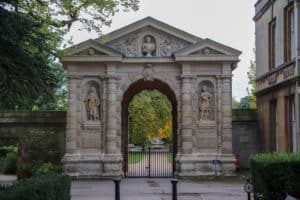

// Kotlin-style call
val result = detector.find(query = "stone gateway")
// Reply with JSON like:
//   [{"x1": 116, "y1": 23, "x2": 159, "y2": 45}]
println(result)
[{"x1": 61, "y1": 17, "x2": 241, "y2": 178}]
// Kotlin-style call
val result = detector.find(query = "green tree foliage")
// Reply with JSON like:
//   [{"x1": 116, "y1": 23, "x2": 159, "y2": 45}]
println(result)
[
  {"x1": 0, "y1": 3, "x2": 57, "y2": 110},
  {"x1": 247, "y1": 59, "x2": 256, "y2": 97},
  {"x1": 246, "y1": 51, "x2": 257, "y2": 108},
  {"x1": 232, "y1": 98, "x2": 240, "y2": 109},
  {"x1": 129, "y1": 90, "x2": 172, "y2": 146},
  {"x1": 0, "y1": 0, "x2": 139, "y2": 110}
]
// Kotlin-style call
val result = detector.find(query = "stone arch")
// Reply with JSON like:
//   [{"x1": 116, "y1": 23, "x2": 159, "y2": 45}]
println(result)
[{"x1": 121, "y1": 78, "x2": 178, "y2": 175}]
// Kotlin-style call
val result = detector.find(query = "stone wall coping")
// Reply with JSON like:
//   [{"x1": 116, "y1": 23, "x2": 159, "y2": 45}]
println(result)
[
  {"x1": 232, "y1": 109, "x2": 257, "y2": 122},
  {"x1": 0, "y1": 111, "x2": 66, "y2": 124}
]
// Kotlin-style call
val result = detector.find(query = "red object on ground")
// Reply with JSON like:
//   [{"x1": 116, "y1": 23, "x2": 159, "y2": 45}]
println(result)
[{"x1": 234, "y1": 153, "x2": 240, "y2": 172}]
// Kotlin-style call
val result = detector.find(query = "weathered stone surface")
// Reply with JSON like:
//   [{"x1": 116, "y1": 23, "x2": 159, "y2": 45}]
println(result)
[{"x1": 60, "y1": 17, "x2": 241, "y2": 178}]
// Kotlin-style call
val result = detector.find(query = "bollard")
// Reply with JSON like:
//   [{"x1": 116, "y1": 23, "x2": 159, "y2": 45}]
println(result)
[
  {"x1": 171, "y1": 178, "x2": 178, "y2": 200},
  {"x1": 243, "y1": 177, "x2": 253, "y2": 200},
  {"x1": 114, "y1": 177, "x2": 121, "y2": 200}
]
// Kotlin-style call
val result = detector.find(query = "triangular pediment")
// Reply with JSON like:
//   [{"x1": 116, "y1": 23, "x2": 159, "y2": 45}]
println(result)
[
  {"x1": 100, "y1": 17, "x2": 202, "y2": 44},
  {"x1": 98, "y1": 17, "x2": 202, "y2": 57},
  {"x1": 64, "y1": 39, "x2": 123, "y2": 57},
  {"x1": 174, "y1": 39, "x2": 241, "y2": 56}
]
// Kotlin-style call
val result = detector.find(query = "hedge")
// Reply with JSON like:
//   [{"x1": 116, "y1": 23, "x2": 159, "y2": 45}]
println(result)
[
  {"x1": 250, "y1": 153, "x2": 300, "y2": 200},
  {"x1": 0, "y1": 174, "x2": 71, "y2": 200}
]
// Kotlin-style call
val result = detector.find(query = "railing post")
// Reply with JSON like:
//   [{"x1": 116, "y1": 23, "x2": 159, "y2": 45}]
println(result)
[
  {"x1": 148, "y1": 147, "x2": 151, "y2": 177},
  {"x1": 114, "y1": 177, "x2": 121, "y2": 200},
  {"x1": 171, "y1": 178, "x2": 178, "y2": 200}
]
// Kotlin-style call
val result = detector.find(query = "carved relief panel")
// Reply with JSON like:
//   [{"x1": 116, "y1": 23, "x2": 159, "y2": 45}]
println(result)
[{"x1": 107, "y1": 27, "x2": 191, "y2": 57}]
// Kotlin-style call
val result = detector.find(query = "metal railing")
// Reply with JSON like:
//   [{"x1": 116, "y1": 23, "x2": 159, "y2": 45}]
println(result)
[{"x1": 126, "y1": 148, "x2": 173, "y2": 178}]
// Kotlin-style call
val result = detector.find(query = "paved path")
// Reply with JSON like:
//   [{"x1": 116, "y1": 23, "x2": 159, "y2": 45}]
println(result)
[
  {"x1": 72, "y1": 178, "x2": 245, "y2": 200},
  {"x1": 127, "y1": 153, "x2": 172, "y2": 177},
  {"x1": 0, "y1": 174, "x2": 17, "y2": 186}
]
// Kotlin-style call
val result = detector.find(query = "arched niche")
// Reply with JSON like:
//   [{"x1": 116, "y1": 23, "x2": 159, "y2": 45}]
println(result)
[
  {"x1": 198, "y1": 80, "x2": 215, "y2": 121},
  {"x1": 141, "y1": 34, "x2": 157, "y2": 57},
  {"x1": 81, "y1": 80, "x2": 102, "y2": 129}
]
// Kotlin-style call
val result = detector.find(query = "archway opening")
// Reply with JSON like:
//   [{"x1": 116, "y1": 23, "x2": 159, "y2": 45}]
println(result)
[{"x1": 121, "y1": 79, "x2": 177, "y2": 177}]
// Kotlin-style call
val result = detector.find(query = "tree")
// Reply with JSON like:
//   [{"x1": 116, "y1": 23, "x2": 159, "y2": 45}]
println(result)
[
  {"x1": 128, "y1": 90, "x2": 172, "y2": 146},
  {"x1": 9, "y1": 0, "x2": 139, "y2": 35},
  {"x1": 247, "y1": 51, "x2": 257, "y2": 109},
  {"x1": 232, "y1": 98, "x2": 240, "y2": 109},
  {"x1": 0, "y1": 0, "x2": 139, "y2": 110},
  {"x1": 0, "y1": 3, "x2": 57, "y2": 110}
]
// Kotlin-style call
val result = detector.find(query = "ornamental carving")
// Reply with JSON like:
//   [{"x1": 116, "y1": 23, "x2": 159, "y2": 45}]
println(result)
[
  {"x1": 199, "y1": 82, "x2": 215, "y2": 121},
  {"x1": 158, "y1": 35, "x2": 189, "y2": 56},
  {"x1": 108, "y1": 27, "x2": 191, "y2": 57},
  {"x1": 142, "y1": 64, "x2": 155, "y2": 81},
  {"x1": 84, "y1": 87, "x2": 100, "y2": 121},
  {"x1": 191, "y1": 47, "x2": 223, "y2": 55},
  {"x1": 112, "y1": 36, "x2": 139, "y2": 57}
]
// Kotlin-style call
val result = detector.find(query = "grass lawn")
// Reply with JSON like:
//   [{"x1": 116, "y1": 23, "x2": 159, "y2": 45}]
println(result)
[
  {"x1": 167, "y1": 152, "x2": 173, "y2": 163},
  {"x1": 128, "y1": 153, "x2": 145, "y2": 164}
]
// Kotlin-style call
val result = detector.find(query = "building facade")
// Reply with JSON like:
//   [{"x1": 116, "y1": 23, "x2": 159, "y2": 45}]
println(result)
[
  {"x1": 254, "y1": 0, "x2": 300, "y2": 152},
  {"x1": 61, "y1": 17, "x2": 241, "y2": 178}
]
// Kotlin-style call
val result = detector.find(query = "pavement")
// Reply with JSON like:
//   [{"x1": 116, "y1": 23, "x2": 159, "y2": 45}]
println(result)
[
  {"x1": 71, "y1": 178, "x2": 246, "y2": 200},
  {"x1": 0, "y1": 174, "x2": 247, "y2": 199},
  {"x1": 0, "y1": 174, "x2": 17, "y2": 186}
]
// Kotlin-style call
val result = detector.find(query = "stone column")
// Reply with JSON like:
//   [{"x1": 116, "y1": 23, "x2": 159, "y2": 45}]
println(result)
[
  {"x1": 105, "y1": 65, "x2": 119, "y2": 155},
  {"x1": 221, "y1": 63, "x2": 233, "y2": 154},
  {"x1": 180, "y1": 64, "x2": 193, "y2": 154},
  {"x1": 216, "y1": 76, "x2": 223, "y2": 151},
  {"x1": 65, "y1": 75, "x2": 80, "y2": 154}
]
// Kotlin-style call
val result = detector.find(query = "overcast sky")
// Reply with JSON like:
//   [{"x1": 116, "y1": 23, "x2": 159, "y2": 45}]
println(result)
[{"x1": 69, "y1": 0, "x2": 256, "y2": 100}]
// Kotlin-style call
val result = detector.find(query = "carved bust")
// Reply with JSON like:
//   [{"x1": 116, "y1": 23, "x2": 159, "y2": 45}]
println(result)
[
  {"x1": 199, "y1": 85, "x2": 213, "y2": 121},
  {"x1": 142, "y1": 36, "x2": 155, "y2": 57},
  {"x1": 84, "y1": 87, "x2": 100, "y2": 121}
]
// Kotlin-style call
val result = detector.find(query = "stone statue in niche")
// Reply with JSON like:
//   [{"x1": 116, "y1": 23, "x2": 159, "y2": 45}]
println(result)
[
  {"x1": 142, "y1": 36, "x2": 155, "y2": 57},
  {"x1": 199, "y1": 85, "x2": 213, "y2": 121},
  {"x1": 84, "y1": 87, "x2": 100, "y2": 121}
]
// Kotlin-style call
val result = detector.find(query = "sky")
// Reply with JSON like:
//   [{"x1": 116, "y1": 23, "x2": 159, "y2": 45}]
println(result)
[{"x1": 69, "y1": 0, "x2": 256, "y2": 100}]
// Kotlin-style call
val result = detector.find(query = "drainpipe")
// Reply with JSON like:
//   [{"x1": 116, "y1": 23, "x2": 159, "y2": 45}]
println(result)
[{"x1": 295, "y1": 0, "x2": 300, "y2": 152}]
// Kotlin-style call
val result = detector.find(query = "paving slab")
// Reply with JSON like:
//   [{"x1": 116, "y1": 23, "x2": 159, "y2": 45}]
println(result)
[{"x1": 71, "y1": 178, "x2": 246, "y2": 200}]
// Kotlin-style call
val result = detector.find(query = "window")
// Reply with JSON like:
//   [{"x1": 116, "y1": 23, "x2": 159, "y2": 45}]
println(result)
[
  {"x1": 270, "y1": 100, "x2": 278, "y2": 152},
  {"x1": 269, "y1": 19, "x2": 276, "y2": 70},
  {"x1": 284, "y1": 3, "x2": 296, "y2": 61}
]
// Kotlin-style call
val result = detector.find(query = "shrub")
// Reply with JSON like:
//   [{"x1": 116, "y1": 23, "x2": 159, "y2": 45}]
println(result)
[
  {"x1": 17, "y1": 162, "x2": 34, "y2": 179},
  {"x1": 250, "y1": 153, "x2": 300, "y2": 200},
  {"x1": 33, "y1": 162, "x2": 63, "y2": 176},
  {"x1": 2, "y1": 152, "x2": 17, "y2": 174},
  {"x1": 0, "y1": 145, "x2": 18, "y2": 158},
  {"x1": 0, "y1": 174, "x2": 71, "y2": 200}
]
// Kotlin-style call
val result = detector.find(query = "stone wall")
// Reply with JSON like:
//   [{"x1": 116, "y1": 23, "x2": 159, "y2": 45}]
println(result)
[
  {"x1": 0, "y1": 110, "x2": 258, "y2": 169},
  {"x1": 0, "y1": 112, "x2": 66, "y2": 165},
  {"x1": 232, "y1": 109, "x2": 259, "y2": 168}
]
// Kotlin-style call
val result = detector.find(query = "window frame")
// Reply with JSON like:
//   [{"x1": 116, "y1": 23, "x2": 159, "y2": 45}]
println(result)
[
  {"x1": 284, "y1": 3, "x2": 295, "y2": 62},
  {"x1": 268, "y1": 18, "x2": 276, "y2": 71}
]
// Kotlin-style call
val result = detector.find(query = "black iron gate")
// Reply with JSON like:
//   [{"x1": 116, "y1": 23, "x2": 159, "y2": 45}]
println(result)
[{"x1": 126, "y1": 148, "x2": 173, "y2": 178}]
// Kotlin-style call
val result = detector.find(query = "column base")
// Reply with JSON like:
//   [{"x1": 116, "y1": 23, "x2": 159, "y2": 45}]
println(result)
[
  {"x1": 62, "y1": 153, "x2": 123, "y2": 179},
  {"x1": 175, "y1": 153, "x2": 236, "y2": 177}
]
